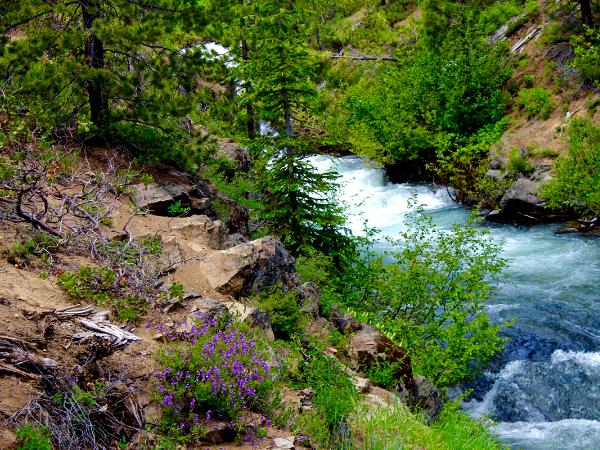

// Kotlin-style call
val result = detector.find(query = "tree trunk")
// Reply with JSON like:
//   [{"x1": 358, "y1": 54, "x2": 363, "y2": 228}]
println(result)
[
  {"x1": 276, "y1": 11, "x2": 293, "y2": 139},
  {"x1": 82, "y1": 1, "x2": 107, "y2": 126},
  {"x1": 240, "y1": 36, "x2": 256, "y2": 138},
  {"x1": 580, "y1": 0, "x2": 593, "y2": 27}
]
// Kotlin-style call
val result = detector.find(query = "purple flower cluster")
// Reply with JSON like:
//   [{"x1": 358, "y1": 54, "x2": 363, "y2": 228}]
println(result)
[{"x1": 153, "y1": 315, "x2": 272, "y2": 439}]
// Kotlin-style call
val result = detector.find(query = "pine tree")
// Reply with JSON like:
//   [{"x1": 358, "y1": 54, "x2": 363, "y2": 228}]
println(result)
[
  {"x1": 1, "y1": 1, "x2": 206, "y2": 133},
  {"x1": 240, "y1": 0, "x2": 350, "y2": 256}
]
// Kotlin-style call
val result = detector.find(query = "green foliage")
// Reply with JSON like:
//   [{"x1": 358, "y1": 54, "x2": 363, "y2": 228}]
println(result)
[
  {"x1": 517, "y1": 87, "x2": 555, "y2": 120},
  {"x1": 431, "y1": 119, "x2": 508, "y2": 203},
  {"x1": 7, "y1": 232, "x2": 60, "y2": 267},
  {"x1": 255, "y1": 285, "x2": 302, "y2": 340},
  {"x1": 541, "y1": 118, "x2": 600, "y2": 216},
  {"x1": 255, "y1": 142, "x2": 353, "y2": 256},
  {"x1": 57, "y1": 266, "x2": 147, "y2": 323},
  {"x1": 335, "y1": 207, "x2": 508, "y2": 388},
  {"x1": 57, "y1": 266, "x2": 116, "y2": 306},
  {"x1": 349, "y1": 401, "x2": 507, "y2": 450},
  {"x1": 507, "y1": 148, "x2": 534, "y2": 176},
  {"x1": 299, "y1": 353, "x2": 358, "y2": 447},
  {"x1": 336, "y1": 3, "x2": 510, "y2": 168},
  {"x1": 167, "y1": 200, "x2": 191, "y2": 217},
  {"x1": 522, "y1": 73, "x2": 535, "y2": 88},
  {"x1": 113, "y1": 295, "x2": 148, "y2": 323},
  {"x1": 1, "y1": 0, "x2": 207, "y2": 135},
  {"x1": 16, "y1": 425, "x2": 52, "y2": 450},
  {"x1": 572, "y1": 27, "x2": 600, "y2": 83}
]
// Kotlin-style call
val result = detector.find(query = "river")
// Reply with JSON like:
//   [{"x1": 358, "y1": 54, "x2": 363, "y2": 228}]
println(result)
[{"x1": 309, "y1": 154, "x2": 600, "y2": 450}]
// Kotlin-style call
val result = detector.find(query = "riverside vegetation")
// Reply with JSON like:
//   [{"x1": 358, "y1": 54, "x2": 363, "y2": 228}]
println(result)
[{"x1": 1, "y1": 0, "x2": 599, "y2": 449}]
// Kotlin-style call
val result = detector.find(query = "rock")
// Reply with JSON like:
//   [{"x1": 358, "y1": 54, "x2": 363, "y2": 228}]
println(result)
[
  {"x1": 202, "y1": 420, "x2": 236, "y2": 444},
  {"x1": 329, "y1": 304, "x2": 355, "y2": 334},
  {"x1": 127, "y1": 183, "x2": 176, "y2": 214},
  {"x1": 487, "y1": 178, "x2": 565, "y2": 225},
  {"x1": 273, "y1": 437, "x2": 295, "y2": 449},
  {"x1": 161, "y1": 183, "x2": 189, "y2": 200},
  {"x1": 224, "y1": 302, "x2": 275, "y2": 340},
  {"x1": 298, "y1": 282, "x2": 320, "y2": 316},
  {"x1": 191, "y1": 297, "x2": 227, "y2": 320},
  {"x1": 305, "y1": 317, "x2": 335, "y2": 338},
  {"x1": 198, "y1": 236, "x2": 296, "y2": 297},
  {"x1": 168, "y1": 215, "x2": 230, "y2": 250},
  {"x1": 217, "y1": 138, "x2": 253, "y2": 172},
  {"x1": 189, "y1": 196, "x2": 215, "y2": 217},
  {"x1": 414, "y1": 375, "x2": 443, "y2": 421},
  {"x1": 347, "y1": 323, "x2": 418, "y2": 403}
]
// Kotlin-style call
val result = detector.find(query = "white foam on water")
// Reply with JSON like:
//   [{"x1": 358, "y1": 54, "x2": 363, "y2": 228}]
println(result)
[
  {"x1": 551, "y1": 350, "x2": 600, "y2": 368},
  {"x1": 462, "y1": 360, "x2": 526, "y2": 419},
  {"x1": 309, "y1": 155, "x2": 452, "y2": 235},
  {"x1": 492, "y1": 419, "x2": 600, "y2": 450}
]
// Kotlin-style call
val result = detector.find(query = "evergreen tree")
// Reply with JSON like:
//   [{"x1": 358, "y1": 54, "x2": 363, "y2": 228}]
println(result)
[
  {"x1": 241, "y1": 0, "x2": 350, "y2": 256},
  {"x1": 1, "y1": 1, "x2": 206, "y2": 134}
]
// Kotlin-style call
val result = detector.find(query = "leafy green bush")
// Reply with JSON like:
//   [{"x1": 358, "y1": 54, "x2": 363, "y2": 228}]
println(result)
[
  {"x1": 58, "y1": 266, "x2": 148, "y2": 323},
  {"x1": 541, "y1": 118, "x2": 600, "y2": 216},
  {"x1": 255, "y1": 285, "x2": 302, "y2": 340},
  {"x1": 340, "y1": 207, "x2": 508, "y2": 388},
  {"x1": 507, "y1": 148, "x2": 534, "y2": 176},
  {"x1": 167, "y1": 200, "x2": 191, "y2": 217},
  {"x1": 517, "y1": 87, "x2": 555, "y2": 120},
  {"x1": 57, "y1": 267, "x2": 117, "y2": 306},
  {"x1": 294, "y1": 353, "x2": 358, "y2": 448},
  {"x1": 349, "y1": 401, "x2": 507, "y2": 450},
  {"x1": 7, "y1": 232, "x2": 60, "y2": 267},
  {"x1": 16, "y1": 425, "x2": 52, "y2": 450},
  {"x1": 572, "y1": 28, "x2": 600, "y2": 83}
]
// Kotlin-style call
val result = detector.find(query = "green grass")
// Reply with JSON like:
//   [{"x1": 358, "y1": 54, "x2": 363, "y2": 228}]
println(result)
[{"x1": 348, "y1": 401, "x2": 506, "y2": 450}]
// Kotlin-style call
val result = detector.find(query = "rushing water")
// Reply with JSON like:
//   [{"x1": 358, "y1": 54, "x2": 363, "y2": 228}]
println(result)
[{"x1": 310, "y1": 154, "x2": 600, "y2": 450}]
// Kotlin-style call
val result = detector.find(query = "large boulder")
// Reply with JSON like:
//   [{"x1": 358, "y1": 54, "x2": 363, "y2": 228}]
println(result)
[
  {"x1": 197, "y1": 236, "x2": 297, "y2": 297},
  {"x1": 127, "y1": 183, "x2": 182, "y2": 215},
  {"x1": 127, "y1": 182, "x2": 215, "y2": 217},
  {"x1": 487, "y1": 177, "x2": 565, "y2": 225},
  {"x1": 346, "y1": 323, "x2": 417, "y2": 401},
  {"x1": 216, "y1": 138, "x2": 253, "y2": 172},
  {"x1": 414, "y1": 375, "x2": 443, "y2": 421}
]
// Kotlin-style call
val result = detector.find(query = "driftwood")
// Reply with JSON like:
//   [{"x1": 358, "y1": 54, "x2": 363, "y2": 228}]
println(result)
[
  {"x1": 72, "y1": 311, "x2": 141, "y2": 348},
  {"x1": 0, "y1": 335, "x2": 58, "y2": 379},
  {"x1": 511, "y1": 25, "x2": 545, "y2": 53},
  {"x1": 331, "y1": 54, "x2": 395, "y2": 61},
  {"x1": 489, "y1": 13, "x2": 527, "y2": 43}
]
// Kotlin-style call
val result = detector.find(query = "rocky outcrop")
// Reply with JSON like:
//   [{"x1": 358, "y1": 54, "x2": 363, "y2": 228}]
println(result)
[
  {"x1": 127, "y1": 183, "x2": 214, "y2": 217},
  {"x1": 216, "y1": 138, "x2": 252, "y2": 172},
  {"x1": 344, "y1": 322, "x2": 443, "y2": 420},
  {"x1": 196, "y1": 236, "x2": 297, "y2": 297},
  {"x1": 486, "y1": 177, "x2": 566, "y2": 225},
  {"x1": 346, "y1": 323, "x2": 415, "y2": 393},
  {"x1": 297, "y1": 282, "x2": 320, "y2": 317}
]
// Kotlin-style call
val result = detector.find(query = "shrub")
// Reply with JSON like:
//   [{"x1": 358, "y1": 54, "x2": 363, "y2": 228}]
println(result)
[
  {"x1": 522, "y1": 73, "x2": 535, "y2": 88},
  {"x1": 16, "y1": 425, "x2": 52, "y2": 450},
  {"x1": 294, "y1": 353, "x2": 358, "y2": 448},
  {"x1": 255, "y1": 286, "x2": 302, "y2": 340},
  {"x1": 154, "y1": 317, "x2": 273, "y2": 442},
  {"x1": 345, "y1": 206, "x2": 508, "y2": 388},
  {"x1": 57, "y1": 267, "x2": 117, "y2": 306},
  {"x1": 58, "y1": 266, "x2": 148, "y2": 323},
  {"x1": 507, "y1": 148, "x2": 534, "y2": 176},
  {"x1": 167, "y1": 200, "x2": 191, "y2": 217},
  {"x1": 517, "y1": 87, "x2": 554, "y2": 120},
  {"x1": 7, "y1": 232, "x2": 60, "y2": 267},
  {"x1": 541, "y1": 118, "x2": 600, "y2": 216},
  {"x1": 572, "y1": 28, "x2": 600, "y2": 83}
]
